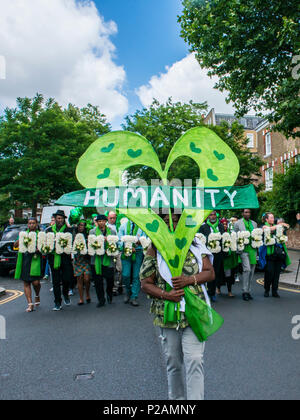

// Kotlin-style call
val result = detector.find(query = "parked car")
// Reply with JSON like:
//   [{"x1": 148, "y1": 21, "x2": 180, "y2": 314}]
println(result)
[{"x1": 0, "y1": 225, "x2": 27, "y2": 276}]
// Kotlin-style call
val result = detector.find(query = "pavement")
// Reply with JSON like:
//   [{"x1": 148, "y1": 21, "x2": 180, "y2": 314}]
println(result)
[
  {"x1": 279, "y1": 249, "x2": 300, "y2": 289},
  {"x1": 0, "y1": 272, "x2": 299, "y2": 400}
]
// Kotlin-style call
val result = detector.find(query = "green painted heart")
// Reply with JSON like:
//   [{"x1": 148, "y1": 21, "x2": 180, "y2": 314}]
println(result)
[
  {"x1": 76, "y1": 127, "x2": 240, "y2": 275},
  {"x1": 101, "y1": 143, "x2": 115, "y2": 153},
  {"x1": 214, "y1": 150, "x2": 225, "y2": 160},
  {"x1": 190, "y1": 142, "x2": 202, "y2": 154},
  {"x1": 128, "y1": 149, "x2": 142, "y2": 158}
]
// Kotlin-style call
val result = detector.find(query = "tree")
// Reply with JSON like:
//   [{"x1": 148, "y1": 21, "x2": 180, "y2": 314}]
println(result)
[
  {"x1": 0, "y1": 94, "x2": 110, "y2": 216},
  {"x1": 122, "y1": 98, "x2": 264, "y2": 186},
  {"x1": 179, "y1": 0, "x2": 300, "y2": 138},
  {"x1": 259, "y1": 163, "x2": 300, "y2": 226}
]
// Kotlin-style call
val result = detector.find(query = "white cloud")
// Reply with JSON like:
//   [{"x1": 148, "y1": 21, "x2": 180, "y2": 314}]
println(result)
[
  {"x1": 136, "y1": 53, "x2": 239, "y2": 114},
  {"x1": 0, "y1": 0, "x2": 128, "y2": 122}
]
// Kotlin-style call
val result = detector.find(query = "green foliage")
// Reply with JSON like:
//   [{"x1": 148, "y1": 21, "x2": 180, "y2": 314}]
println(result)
[
  {"x1": 122, "y1": 99, "x2": 264, "y2": 185},
  {"x1": 179, "y1": 0, "x2": 300, "y2": 138},
  {"x1": 258, "y1": 163, "x2": 300, "y2": 226},
  {"x1": 0, "y1": 94, "x2": 110, "y2": 215}
]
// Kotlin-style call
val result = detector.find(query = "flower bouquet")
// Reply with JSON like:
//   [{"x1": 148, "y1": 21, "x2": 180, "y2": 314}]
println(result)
[
  {"x1": 72, "y1": 234, "x2": 88, "y2": 255},
  {"x1": 37, "y1": 232, "x2": 55, "y2": 255},
  {"x1": 55, "y1": 232, "x2": 73, "y2": 255},
  {"x1": 88, "y1": 235, "x2": 105, "y2": 256},
  {"x1": 207, "y1": 233, "x2": 222, "y2": 254},
  {"x1": 106, "y1": 235, "x2": 120, "y2": 257},
  {"x1": 251, "y1": 228, "x2": 264, "y2": 248}
]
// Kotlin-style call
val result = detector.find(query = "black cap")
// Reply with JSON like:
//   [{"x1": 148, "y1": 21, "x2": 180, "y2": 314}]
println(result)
[{"x1": 96, "y1": 215, "x2": 108, "y2": 222}]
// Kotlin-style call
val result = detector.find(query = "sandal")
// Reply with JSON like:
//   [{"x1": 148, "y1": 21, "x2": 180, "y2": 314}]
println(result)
[
  {"x1": 35, "y1": 296, "x2": 41, "y2": 307},
  {"x1": 26, "y1": 303, "x2": 35, "y2": 313}
]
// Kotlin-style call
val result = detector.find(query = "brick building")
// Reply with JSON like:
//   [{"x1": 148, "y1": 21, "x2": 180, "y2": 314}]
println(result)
[{"x1": 204, "y1": 108, "x2": 300, "y2": 191}]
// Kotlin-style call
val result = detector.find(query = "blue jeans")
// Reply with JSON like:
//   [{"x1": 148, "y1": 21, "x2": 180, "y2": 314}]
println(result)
[{"x1": 121, "y1": 250, "x2": 144, "y2": 299}]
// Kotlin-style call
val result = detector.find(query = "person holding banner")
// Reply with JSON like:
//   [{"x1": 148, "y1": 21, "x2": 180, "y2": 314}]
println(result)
[
  {"x1": 14, "y1": 218, "x2": 42, "y2": 313},
  {"x1": 90, "y1": 215, "x2": 115, "y2": 308},
  {"x1": 118, "y1": 220, "x2": 147, "y2": 307},
  {"x1": 140, "y1": 212, "x2": 215, "y2": 400},
  {"x1": 46, "y1": 210, "x2": 74, "y2": 311},
  {"x1": 199, "y1": 211, "x2": 225, "y2": 302},
  {"x1": 234, "y1": 209, "x2": 258, "y2": 301}
]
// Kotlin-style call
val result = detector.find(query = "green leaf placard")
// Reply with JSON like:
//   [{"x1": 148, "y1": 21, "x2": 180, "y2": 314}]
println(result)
[{"x1": 76, "y1": 127, "x2": 240, "y2": 276}]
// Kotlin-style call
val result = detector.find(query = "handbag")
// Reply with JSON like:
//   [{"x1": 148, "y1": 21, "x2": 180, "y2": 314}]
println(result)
[
  {"x1": 271, "y1": 244, "x2": 286, "y2": 262},
  {"x1": 184, "y1": 287, "x2": 224, "y2": 342}
]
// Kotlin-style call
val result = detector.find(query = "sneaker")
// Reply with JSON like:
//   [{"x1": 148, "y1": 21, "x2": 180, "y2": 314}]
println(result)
[
  {"x1": 124, "y1": 295, "x2": 130, "y2": 304},
  {"x1": 63, "y1": 297, "x2": 71, "y2": 306},
  {"x1": 68, "y1": 289, "x2": 74, "y2": 296},
  {"x1": 49, "y1": 287, "x2": 53, "y2": 292},
  {"x1": 52, "y1": 305, "x2": 62, "y2": 311},
  {"x1": 130, "y1": 299, "x2": 139, "y2": 307},
  {"x1": 264, "y1": 292, "x2": 270, "y2": 298},
  {"x1": 43, "y1": 275, "x2": 49, "y2": 280},
  {"x1": 272, "y1": 293, "x2": 280, "y2": 298}
]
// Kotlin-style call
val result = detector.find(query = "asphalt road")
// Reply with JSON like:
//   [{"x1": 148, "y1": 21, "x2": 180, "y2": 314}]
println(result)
[{"x1": 0, "y1": 273, "x2": 299, "y2": 400}]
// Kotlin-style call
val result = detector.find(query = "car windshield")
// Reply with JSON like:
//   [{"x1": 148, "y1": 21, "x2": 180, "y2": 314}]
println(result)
[{"x1": 1, "y1": 228, "x2": 24, "y2": 242}]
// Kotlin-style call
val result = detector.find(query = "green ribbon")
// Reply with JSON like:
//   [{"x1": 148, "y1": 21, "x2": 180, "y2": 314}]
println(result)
[
  {"x1": 52, "y1": 224, "x2": 67, "y2": 269},
  {"x1": 95, "y1": 226, "x2": 112, "y2": 275}
]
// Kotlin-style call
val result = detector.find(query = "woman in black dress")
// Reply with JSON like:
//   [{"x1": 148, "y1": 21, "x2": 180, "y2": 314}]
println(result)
[{"x1": 15, "y1": 218, "x2": 42, "y2": 312}]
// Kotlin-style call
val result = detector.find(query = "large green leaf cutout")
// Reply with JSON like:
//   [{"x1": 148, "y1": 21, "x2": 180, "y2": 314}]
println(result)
[{"x1": 76, "y1": 127, "x2": 240, "y2": 276}]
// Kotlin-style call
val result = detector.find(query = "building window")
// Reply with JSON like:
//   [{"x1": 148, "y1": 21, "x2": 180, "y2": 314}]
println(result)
[
  {"x1": 265, "y1": 132, "x2": 272, "y2": 156},
  {"x1": 284, "y1": 160, "x2": 290, "y2": 173},
  {"x1": 265, "y1": 167, "x2": 273, "y2": 191},
  {"x1": 246, "y1": 133, "x2": 254, "y2": 148}
]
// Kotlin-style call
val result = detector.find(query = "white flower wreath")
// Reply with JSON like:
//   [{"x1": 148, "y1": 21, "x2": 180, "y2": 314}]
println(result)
[
  {"x1": 207, "y1": 232, "x2": 222, "y2": 254},
  {"x1": 264, "y1": 227, "x2": 276, "y2": 246},
  {"x1": 251, "y1": 228, "x2": 264, "y2": 248},
  {"x1": 72, "y1": 233, "x2": 88, "y2": 255},
  {"x1": 230, "y1": 232, "x2": 238, "y2": 252},
  {"x1": 55, "y1": 232, "x2": 73, "y2": 255},
  {"x1": 106, "y1": 235, "x2": 120, "y2": 257},
  {"x1": 275, "y1": 225, "x2": 288, "y2": 245},
  {"x1": 37, "y1": 232, "x2": 55, "y2": 255},
  {"x1": 139, "y1": 236, "x2": 152, "y2": 254},
  {"x1": 121, "y1": 235, "x2": 138, "y2": 257},
  {"x1": 195, "y1": 233, "x2": 207, "y2": 246},
  {"x1": 222, "y1": 232, "x2": 232, "y2": 252},
  {"x1": 237, "y1": 231, "x2": 251, "y2": 252},
  {"x1": 19, "y1": 231, "x2": 37, "y2": 254},
  {"x1": 88, "y1": 235, "x2": 105, "y2": 256}
]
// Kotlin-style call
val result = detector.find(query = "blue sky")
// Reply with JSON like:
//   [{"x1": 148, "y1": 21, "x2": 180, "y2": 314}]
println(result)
[
  {"x1": 0, "y1": 0, "x2": 235, "y2": 128},
  {"x1": 94, "y1": 0, "x2": 189, "y2": 125}
]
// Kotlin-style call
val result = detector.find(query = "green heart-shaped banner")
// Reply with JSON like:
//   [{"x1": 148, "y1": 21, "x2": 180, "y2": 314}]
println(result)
[{"x1": 76, "y1": 127, "x2": 240, "y2": 275}]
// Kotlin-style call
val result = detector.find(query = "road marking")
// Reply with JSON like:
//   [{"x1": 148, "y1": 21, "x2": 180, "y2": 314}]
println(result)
[
  {"x1": 0, "y1": 290, "x2": 24, "y2": 305},
  {"x1": 257, "y1": 279, "x2": 300, "y2": 294}
]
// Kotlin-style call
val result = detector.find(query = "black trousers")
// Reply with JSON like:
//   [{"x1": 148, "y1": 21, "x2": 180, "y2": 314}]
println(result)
[
  {"x1": 92, "y1": 266, "x2": 114, "y2": 304},
  {"x1": 209, "y1": 254, "x2": 224, "y2": 297},
  {"x1": 264, "y1": 257, "x2": 282, "y2": 294},
  {"x1": 48, "y1": 256, "x2": 73, "y2": 306}
]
